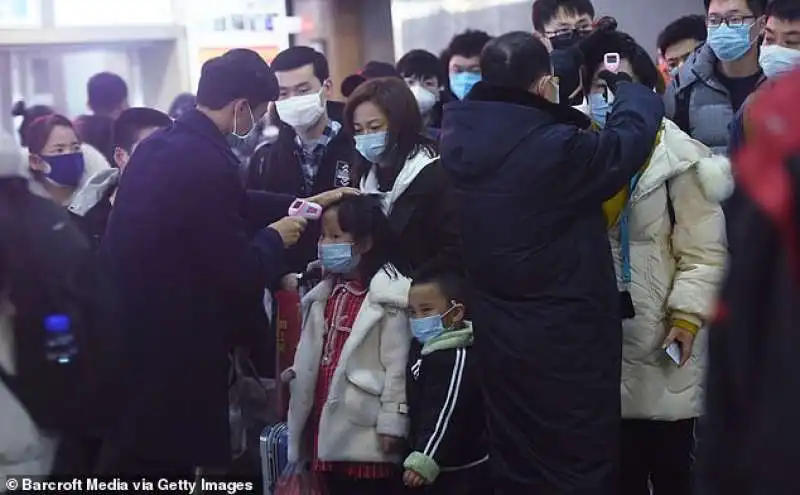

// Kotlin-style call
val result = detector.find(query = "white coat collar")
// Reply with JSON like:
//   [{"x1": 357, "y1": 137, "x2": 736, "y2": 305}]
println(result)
[
  {"x1": 632, "y1": 119, "x2": 734, "y2": 204},
  {"x1": 302, "y1": 265, "x2": 409, "y2": 311},
  {"x1": 360, "y1": 150, "x2": 439, "y2": 215}
]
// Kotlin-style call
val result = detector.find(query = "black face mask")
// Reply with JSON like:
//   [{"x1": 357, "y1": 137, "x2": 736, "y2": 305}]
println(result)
[{"x1": 549, "y1": 30, "x2": 588, "y2": 50}]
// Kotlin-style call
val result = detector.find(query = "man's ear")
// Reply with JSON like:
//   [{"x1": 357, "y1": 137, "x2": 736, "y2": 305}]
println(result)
[{"x1": 322, "y1": 79, "x2": 334, "y2": 100}]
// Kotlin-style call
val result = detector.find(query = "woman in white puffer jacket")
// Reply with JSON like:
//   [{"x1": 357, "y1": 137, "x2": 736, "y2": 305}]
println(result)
[{"x1": 584, "y1": 32, "x2": 731, "y2": 495}]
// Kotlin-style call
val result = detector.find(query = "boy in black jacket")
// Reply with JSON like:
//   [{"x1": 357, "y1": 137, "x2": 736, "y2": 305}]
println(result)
[{"x1": 403, "y1": 268, "x2": 490, "y2": 494}]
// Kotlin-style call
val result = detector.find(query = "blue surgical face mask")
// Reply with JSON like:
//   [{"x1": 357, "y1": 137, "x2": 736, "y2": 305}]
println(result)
[
  {"x1": 450, "y1": 72, "x2": 481, "y2": 100},
  {"x1": 40, "y1": 152, "x2": 85, "y2": 187},
  {"x1": 588, "y1": 93, "x2": 610, "y2": 128},
  {"x1": 707, "y1": 23, "x2": 755, "y2": 62},
  {"x1": 759, "y1": 44, "x2": 800, "y2": 79},
  {"x1": 319, "y1": 242, "x2": 361, "y2": 274},
  {"x1": 354, "y1": 131, "x2": 387, "y2": 165},
  {"x1": 409, "y1": 305, "x2": 458, "y2": 343}
]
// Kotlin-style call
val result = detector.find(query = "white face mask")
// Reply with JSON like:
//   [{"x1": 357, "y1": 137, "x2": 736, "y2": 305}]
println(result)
[
  {"x1": 409, "y1": 85, "x2": 438, "y2": 115},
  {"x1": 275, "y1": 90, "x2": 326, "y2": 129},
  {"x1": 759, "y1": 44, "x2": 800, "y2": 79}
]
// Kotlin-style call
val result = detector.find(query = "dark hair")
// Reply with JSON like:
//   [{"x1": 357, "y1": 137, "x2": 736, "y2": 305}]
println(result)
[
  {"x1": 271, "y1": 46, "x2": 330, "y2": 83},
  {"x1": 581, "y1": 30, "x2": 666, "y2": 94},
  {"x1": 113, "y1": 107, "x2": 172, "y2": 152},
  {"x1": 481, "y1": 31, "x2": 552, "y2": 91},
  {"x1": 441, "y1": 30, "x2": 493, "y2": 66},
  {"x1": 87, "y1": 72, "x2": 128, "y2": 116},
  {"x1": 657, "y1": 15, "x2": 708, "y2": 55},
  {"x1": 411, "y1": 265, "x2": 466, "y2": 305},
  {"x1": 397, "y1": 49, "x2": 445, "y2": 83},
  {"x1": 767, "y1": 0, "x2": 800, "y2": 21},
  {"x1": 12, "y1": 101, "x2": 54, "y2": 147},
  {"x1": 344, "y1": 77, "x2": 438, "y2": 173},
  {"x1": 25, "y1": 114, "x2": 75, "y2": 156},
  {"x1": 196, "y1": 48, "x2": 279, "y2": 110},
  {"x1": 532, "y1": 0, "x2": 596, "y2": 33},
  {"x1": 361, "y1": 61, "x2": 401, "y2": 79},
  {"x1": 168, "y1": 93, "x2": 196, "y2": 119},
  {"x1": 326, "y1": 194, "x2": 397, "y2": 284},
  {"x1": 341, "y1": 74, "x2": 366, "y2": 98},
  {"x1": 74, "y1": 114, "x2": 115, "y2": 163},
  {"x1": 703, "y1": 0, "x2": 767, "y2": 16}
]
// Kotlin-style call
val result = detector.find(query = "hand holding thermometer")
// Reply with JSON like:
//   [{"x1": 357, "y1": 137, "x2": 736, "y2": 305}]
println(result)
[
  {"x1": 288, "y1": 199, "x2": 322, "y2": 220},
  {"x1": 665, "y1": 342, "x2": 682, "y2": 365}
]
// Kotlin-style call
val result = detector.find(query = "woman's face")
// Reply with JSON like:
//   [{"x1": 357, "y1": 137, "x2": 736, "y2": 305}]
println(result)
[
  {"x1": 352, "y1": 100, "x2": 388, "y2": 136},
  {"x1": 590, "y1": 58, "x2": 636, "y2": 94},
  {"x1": 29, "y1": 125, "x2": 81, "y2": 172}
]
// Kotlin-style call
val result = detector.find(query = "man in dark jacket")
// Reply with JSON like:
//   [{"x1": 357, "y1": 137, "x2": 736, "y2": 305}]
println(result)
[
  {"x1": 99, "y1": 49, "x2": 346, "y2": 475},
  {"x1": 440, "y1": 32, "x2": 664, "y2": 494},
  {"x1": 246, "y1": 46, "x2": 356, "y2": 275}
]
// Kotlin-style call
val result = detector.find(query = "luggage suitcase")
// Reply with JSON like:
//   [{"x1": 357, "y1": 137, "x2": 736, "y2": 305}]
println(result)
[{"x1": 260, "y1": 422, "x2": 289, "y2": 495}]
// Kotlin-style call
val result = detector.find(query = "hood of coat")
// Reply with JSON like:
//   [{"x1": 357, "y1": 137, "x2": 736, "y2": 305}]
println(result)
[
  {"x1": 66, "y1": 167, "x2": 120, "y2": 217},
  {"x1": 440, "y1": 82, "x2": 591, "y2": 181},
  {"x1": 302, "y1": 265, "x2": 411, "y2": 310},
  {"x1": 360, "y1": 149, "x2": 438, "y2": 214},
  {"x1": 632, "y1": 119, "x2": 734, "y2": 204}
]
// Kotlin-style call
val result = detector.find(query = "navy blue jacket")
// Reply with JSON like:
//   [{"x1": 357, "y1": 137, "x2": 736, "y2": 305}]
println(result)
[
  {"x1": 101, "y1": 109, "x2": 294, "y2": 467},
  {"x1": 440, "y1": 81, "x2": 663, "y2": 494}
]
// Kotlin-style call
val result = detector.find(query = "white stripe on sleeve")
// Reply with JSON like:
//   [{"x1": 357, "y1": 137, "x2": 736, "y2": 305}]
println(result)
[{"x1": 423, "y1": 348, "x2": 466, "y2": 458}]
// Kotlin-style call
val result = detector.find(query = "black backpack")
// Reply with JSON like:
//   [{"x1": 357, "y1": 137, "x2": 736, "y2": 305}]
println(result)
[{"x1": 0, "y1": 178, "x2": 120, "y2": 434}]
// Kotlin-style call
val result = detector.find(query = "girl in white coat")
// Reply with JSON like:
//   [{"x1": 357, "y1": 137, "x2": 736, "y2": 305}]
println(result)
[
  {"x1": 584, "y1": 32, "x2": 730, "y2": 495},
  {"x1": 287, "y1": 195, "x2": 411, "y2": 495}
]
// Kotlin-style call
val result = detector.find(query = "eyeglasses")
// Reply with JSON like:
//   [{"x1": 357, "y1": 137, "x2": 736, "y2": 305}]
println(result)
[
  {"x1": 706, "y1": 14, "x2": 756, "y2": 28},
  {"x1": 545, "y1": 24, "x2": 593, "y2": 39}
]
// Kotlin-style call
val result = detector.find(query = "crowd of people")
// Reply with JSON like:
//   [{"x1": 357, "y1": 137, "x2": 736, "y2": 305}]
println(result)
[{"x1": 1, "y1": 0, "x2": 800, "y2": 494}]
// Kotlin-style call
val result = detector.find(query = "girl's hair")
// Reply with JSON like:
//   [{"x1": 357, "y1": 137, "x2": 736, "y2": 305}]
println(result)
[
  {"x1": 581, "y1": 31, "x2": 666, "y2": 95},
  {"x1": 327, "y1": 194, "x2": 397, "y2": 283},
  {"x1": 344, "y1": 77, "x2": 438, "y2": 176},
  {"x1": 12, "y1": 101, "x2": 55, "y2": 148},
  {"x1": 25, "y1": 114, "x2": 75, "y2": 155}
]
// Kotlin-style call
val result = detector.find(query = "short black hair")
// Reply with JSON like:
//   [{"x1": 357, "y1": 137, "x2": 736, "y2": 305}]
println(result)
[
  {"x1": 441, "y1": 29, "x2": 493, "y2": 66},
  {"x1": 703, "y1": 0, "x2": 767, "y2": 16},
  {"x1": 341, "y1": 74, "x2": 366, "y2": 98},
  {"x1": 532, "y1": 0, "x2": 596, "y2": 33},
  {"x1": 113, "y1": 107, "x2": 172, "y2": 152},
  {"x1": 767, "y1": 0, "x2": 800, "y2": 21},
  {"x1": 480, "y1": 31, "x2": 552, "y2": 91},
  {"x1": 397, "y1": 49, "x2": 446, "y2": 83},
  {"x1": 657, "y1": 15, "x2": 707, "y2": 55},
  {"x1": 361, "y1": 61, "x2": 401, "y2": 79},
  {"x1": 168, "y1": 93, "x2": 196, "y2": 119},
  {"x1": 87, "y1": 72, "x2": 128, "y2": 115},
  {"x1": 196, "y1": 49, "x2": 279, "y2": 110},
  {"x1": 74, "y1": 114, "x2": 115, "y2": 163},
  {"x1": 271, "y1": 46, "x2": 330, "y2": 83},
  {"x1": 582, "y1": 30, "x2": 665, "y2": 94},
  {"x1": 411, "y1": 265, "x2": 466, "y2": 305}
]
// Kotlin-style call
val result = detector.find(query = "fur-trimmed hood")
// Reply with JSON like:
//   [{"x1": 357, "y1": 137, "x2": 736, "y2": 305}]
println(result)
[{"x1": 633, "y1": 119, "x2": 734, "y2": 204}]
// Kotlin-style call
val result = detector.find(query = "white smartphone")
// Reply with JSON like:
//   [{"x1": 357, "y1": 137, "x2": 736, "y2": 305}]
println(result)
[{"x1": 666, "y1": 342, "x2": 681, "y2": 365}]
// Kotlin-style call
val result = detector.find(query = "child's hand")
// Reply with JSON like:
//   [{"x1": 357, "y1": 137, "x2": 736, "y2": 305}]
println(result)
[
  {"x1": 403, "y1": 469, "x2": 426, "y2": 488},
  {"x1": 378, "y1": 434, "x2": 403, "y2": 454}
]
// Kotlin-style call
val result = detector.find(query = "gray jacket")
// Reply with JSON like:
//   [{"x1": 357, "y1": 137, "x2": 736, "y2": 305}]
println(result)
[{"x1": 663, "y1": 43, "x2": 766, "y2": 155}]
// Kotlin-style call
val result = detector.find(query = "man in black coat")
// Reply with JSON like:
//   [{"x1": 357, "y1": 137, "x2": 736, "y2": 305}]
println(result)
[
  {"x1": 440, "y1": 32, "x2": 664, "y2": 494},
  {"x1": 99, "y1": 49, "x2": 348, "y2": 475}
]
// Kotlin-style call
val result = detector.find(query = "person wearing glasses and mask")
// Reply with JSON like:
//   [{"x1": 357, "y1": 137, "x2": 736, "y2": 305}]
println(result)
[
  {"x1": 246, "y1": 46, "x2": 358, "y2": 275},
  {"x1": 664, "y1": 0, "x2": 768, "y2": 155}
]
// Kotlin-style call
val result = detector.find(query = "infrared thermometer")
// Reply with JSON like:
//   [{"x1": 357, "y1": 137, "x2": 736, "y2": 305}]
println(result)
[
  {"x1": 604, "y1": 52, "x2": 621, "y2": 73},
  {"x1": 288, "y1": 199, "x2": 322, "y2": 220}
]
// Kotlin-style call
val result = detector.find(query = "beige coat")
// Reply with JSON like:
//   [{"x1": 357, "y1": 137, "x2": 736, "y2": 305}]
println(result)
[
  {"x1": 611, "y1": 119, "x2": 730, "y2": 421},
  {"x1": 287, "y1": 267, "x2": 411, "y2": 464}
]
